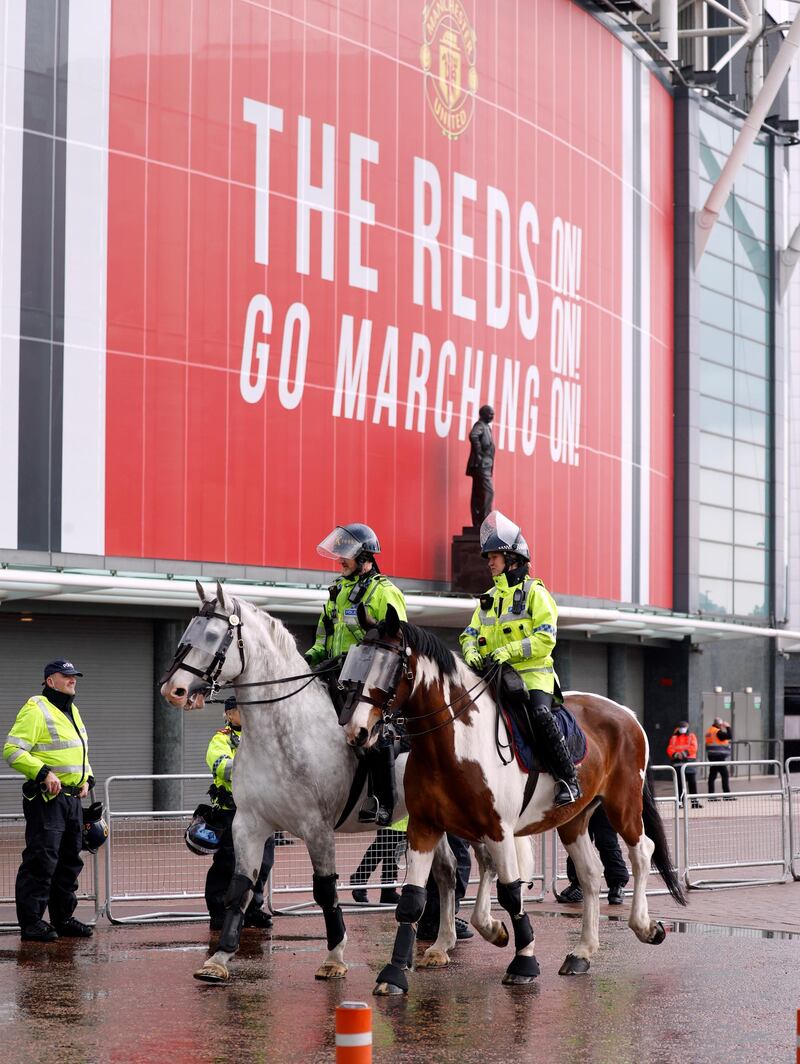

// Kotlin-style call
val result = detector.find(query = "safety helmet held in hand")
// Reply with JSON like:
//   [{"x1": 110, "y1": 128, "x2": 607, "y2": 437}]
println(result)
[
  {"x1": 184, "y1": 810, "x2": 222, "y2": 856},
  {"x1": 81, "y1": 802, "x2": 108, "y2": 853},
  {"x1": 316, "y1": 523, "x2": 381, "y2": 561},
  {"x1": 479, "y1": 511, "x2": 531, "y2": 562}
]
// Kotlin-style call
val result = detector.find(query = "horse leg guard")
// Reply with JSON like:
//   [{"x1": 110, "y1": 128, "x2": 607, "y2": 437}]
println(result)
[
  {"x1": 218, "y1": 872, "x2": 254, "y2": 953},
  {"x1": 496, "y1": 879, "x2": 540, "y2": 985},
  {"x1": 375, "y1": 884, "x2": 427, "y2": 994},
  {"x1": 313, "y1": 873, "x2": 345, "y2": 951}
]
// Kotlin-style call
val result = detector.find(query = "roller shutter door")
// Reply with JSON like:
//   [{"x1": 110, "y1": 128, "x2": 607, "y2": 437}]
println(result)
[{"x1": 0, "y1": 615, "x2": 153, "y2": 812}]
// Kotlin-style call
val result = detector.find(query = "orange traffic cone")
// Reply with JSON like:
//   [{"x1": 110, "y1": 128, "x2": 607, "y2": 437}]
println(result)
[{"x1": 335, "y1": 1001, "x2": 372, "y2": 1063}]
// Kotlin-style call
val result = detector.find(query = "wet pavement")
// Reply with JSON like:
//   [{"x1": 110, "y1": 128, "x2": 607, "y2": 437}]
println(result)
[{"x1": 1, "y1": 893, "x2": 798, "y2": 1064}]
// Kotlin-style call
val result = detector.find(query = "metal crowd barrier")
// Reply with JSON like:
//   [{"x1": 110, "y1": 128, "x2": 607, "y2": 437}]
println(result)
[
  {"x1": 729, "y1": 740, "x2": 784, "y2": 780},
  {"x1": 549, "y1": 764, "x2": 680, "y2": 899},
  {"x1": 787, "y1": 757, "x2": 800, "y2": 881},
  {"x1": 0, "y1": 776, "x2": 100, "y2": 932},
  {"x1": 680, "y1": 760, "x2": 788, "y2": 889}
]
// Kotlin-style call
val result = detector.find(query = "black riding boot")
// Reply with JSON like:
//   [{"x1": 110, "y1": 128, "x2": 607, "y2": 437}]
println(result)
[
  {"x1": 359, "y1": 744, "x2": 396, "y2": 827},
  {"x1": 527, "y1": 698, "x2": 581, "y2": 806}
]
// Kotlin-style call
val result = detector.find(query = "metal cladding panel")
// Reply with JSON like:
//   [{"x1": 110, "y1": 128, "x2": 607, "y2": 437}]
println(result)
[{"x1": 0, "y1": 616, "x2": 153, "y2": 813}]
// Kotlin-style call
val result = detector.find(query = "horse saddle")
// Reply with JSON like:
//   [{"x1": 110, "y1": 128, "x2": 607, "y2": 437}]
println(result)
[{"x1": 500, "y1": 702, "x2": 587, "y2": 776}]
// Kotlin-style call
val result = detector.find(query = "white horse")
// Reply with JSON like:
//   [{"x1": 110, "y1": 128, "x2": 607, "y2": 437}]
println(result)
[{"x1": 160, "y1": 582, "x2": 461, "y2": 983}]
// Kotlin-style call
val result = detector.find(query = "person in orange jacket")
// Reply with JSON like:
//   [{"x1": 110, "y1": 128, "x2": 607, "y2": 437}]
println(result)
[{"x1": 667, "y1": 720, "x2": 702, "y2": 808}]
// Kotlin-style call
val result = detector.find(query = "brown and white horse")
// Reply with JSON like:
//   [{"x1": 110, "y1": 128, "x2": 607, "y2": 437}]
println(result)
[{"x1": 341, "y1": 605, "x2": 686, "y2": 995}]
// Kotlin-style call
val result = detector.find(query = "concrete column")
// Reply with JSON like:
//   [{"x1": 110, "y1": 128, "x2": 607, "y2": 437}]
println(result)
[
  {"x1": 153, "y1": 621, "x2": 185, "y2": 810},
  {"x1": 607, "y1": 643, "x2": 627, "y2": 706}
]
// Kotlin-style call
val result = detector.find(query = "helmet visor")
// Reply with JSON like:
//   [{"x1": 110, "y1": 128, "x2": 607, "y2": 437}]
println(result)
[
  {"x1": 479, "y1": 511, "x2": 523, "y2": 553},
  {"x1": 316, "y1": 526, "x2": 364, "y2": 561}
]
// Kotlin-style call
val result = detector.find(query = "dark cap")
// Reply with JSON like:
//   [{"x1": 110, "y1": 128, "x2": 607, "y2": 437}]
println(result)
[
  {"x1": 676, "y1": 720, "x2": 689, "y2": 729},
  {"x1": 44, "y1": 659, "x2": 83, "y2": 679}
]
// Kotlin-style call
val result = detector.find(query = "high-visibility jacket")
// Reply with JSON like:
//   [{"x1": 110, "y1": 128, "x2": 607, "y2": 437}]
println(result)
[
  {"x1": 305, "y1": 572, "x2": 407, "y2": 665},
  {"x1": 3, "y1": 695, "x2": 92, "y2": 795},
  {"x1": 206, "y1": 725, "x2": 240, "y2": 804},
  {"x1": 705, "y1": 724, "x2": 732, "y2": 759},
  {"x1": 666, "y1": 731, "x2": 697, "y2": 761},
  {"x1": 460, "y1": 572, "x2": 558, "y2": 694}
]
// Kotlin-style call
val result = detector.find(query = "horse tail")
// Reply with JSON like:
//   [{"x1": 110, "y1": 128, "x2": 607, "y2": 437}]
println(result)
[{"x1": 642, "y1": 772, "x2": 687, "y2": 906}]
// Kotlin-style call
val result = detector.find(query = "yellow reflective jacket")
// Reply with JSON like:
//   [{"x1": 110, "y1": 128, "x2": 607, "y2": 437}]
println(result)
[
  {"x1": 460, "y1": 572, "x2": 558, "y2": 693},
  {"x1": 306, "y1": 572, "x2": 407, "y2": 665},
  {"x1": 206, "y1": 725, "x2": 240, "y2": 801},
  {"x1": 3, "y1": 695, "x2": 92, "y2": 793}
]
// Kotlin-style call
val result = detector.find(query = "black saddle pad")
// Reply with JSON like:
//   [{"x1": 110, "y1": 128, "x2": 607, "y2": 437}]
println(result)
[{"x1": 500, "y1": 703, "x2": 587, "y2": 775}]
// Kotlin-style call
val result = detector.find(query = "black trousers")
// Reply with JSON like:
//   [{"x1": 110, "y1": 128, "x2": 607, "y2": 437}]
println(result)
[
  {"x1": 565, "y1": 806, "x2": 629, "y2": 888},
  {"x1": 421, "y1": 834, "x2": 471, "y2": 927},
  {"x1": 708, "y1": 758, "x2": 731, "y2": 793},
  {"x1": 351, "y1": 827, "x2": 402, "y2": 886},
  {"x1": 674, "y1": 762, "x2": 698, "y2": 801},
  {"x1": 469, "y1": 471, "x2": 494, "y2": 527},
  {"x1": 205, "y1": 810, "x2": 275, "y2": 919},
  {"x1": 16, "y1": 791, "x2": 84, "y2": 928}
]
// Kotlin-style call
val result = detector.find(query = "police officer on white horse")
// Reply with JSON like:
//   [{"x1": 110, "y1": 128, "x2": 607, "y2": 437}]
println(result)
[{"x1": 306, "y1": 523, "x2": 407, "y2": 825}]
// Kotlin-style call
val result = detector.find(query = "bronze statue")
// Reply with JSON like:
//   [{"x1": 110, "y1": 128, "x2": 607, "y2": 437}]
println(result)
[{"x1": 465, "y1": 405, "x2": 495, "y2": 527}]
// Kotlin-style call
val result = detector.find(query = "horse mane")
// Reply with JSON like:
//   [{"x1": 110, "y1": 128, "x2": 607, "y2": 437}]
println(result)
[
  {"x1": 233, "y1": 596, "x2": 302, "y2": 661},
  {"x1": 400, "y1": 621, "x2": 459, "y2": 678}
]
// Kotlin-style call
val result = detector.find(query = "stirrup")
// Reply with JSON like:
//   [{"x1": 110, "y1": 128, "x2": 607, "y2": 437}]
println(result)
[{"x1": 554, "y1": 778, "x2": 581, "y2": 807}]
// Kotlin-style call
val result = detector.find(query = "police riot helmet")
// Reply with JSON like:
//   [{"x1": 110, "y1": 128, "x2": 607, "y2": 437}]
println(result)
[
  {"x1": 81, "y1": 801, "x2": 108, "y2": 853},
  {"x1": 479, "y1": 511, "x2": 530, "y2": 562},
  {"x1": 316, "y1": 523, "x2": 381, "y2": 562},
  {"x1": 184, "y1": 811, "x2": 222, "y2": 856}
]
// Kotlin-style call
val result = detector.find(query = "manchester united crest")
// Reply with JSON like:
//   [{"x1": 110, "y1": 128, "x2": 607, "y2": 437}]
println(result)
[{"x1": 420, "y1": 1, "x2": 477, "y2": 139}]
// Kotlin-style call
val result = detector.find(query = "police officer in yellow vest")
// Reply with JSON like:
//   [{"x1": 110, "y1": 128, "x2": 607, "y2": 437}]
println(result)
[
  {"x1": 460, "y1": 512, "x2": 581, "y2": 806},
  {"x1": 204, "y1": 703, "x2": 275, "y2": 931},
  {"x1": 3, "y1": 659, "x2": 94, "y2": 941},
  {"x1": 305, "y1": 523, "x2": 407, "y2": 825}
]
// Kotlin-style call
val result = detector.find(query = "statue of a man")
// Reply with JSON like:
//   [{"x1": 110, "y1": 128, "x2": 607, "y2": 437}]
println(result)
[{"x1": 465, "y1": 405, "x2": 495, "y2": 527}]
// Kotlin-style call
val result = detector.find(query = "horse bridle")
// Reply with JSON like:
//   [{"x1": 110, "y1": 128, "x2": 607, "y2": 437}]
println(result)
[{"x1": 159, "y1": 600, "x2": 245, "y2": 693}]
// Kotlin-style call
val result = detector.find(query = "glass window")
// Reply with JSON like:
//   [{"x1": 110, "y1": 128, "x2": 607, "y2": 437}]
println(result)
[
  {"x1": 735, "y1": 407, "x2": 767, "y2": 446},
  {"x1": 735, "y1": 337, "x2": 768, "y2": 375},
  {"x1": 702, "y1": 254, "x2": 734, "y2": 294},
  {"x1": 699, "y1": 323, "x2": 734, "y2": 365},
  {"x1": 734, "y1": 370, "x2": 768, "y2": 410},
  {"x1": 734, "y1": 165, "x2": 767, "y2": 206},
  {"x1": 700, "y1": 289, "x2": 734, "y2": 330},
  {"x1": 699, "y1": 540, "x2": 733, "y2": 579},
  {"x1": 735, "y1": 233, "x2": 769, "y2": 276},
  {"x1": 731, "y1": 199, "x2": 767, "y2": 241},
  {"x1": 734, "y1": 546, "x2": 767, "y2": 583},
  {"x1": 734, "y1": 267, "x2": 768, "y2": 308},
  {"x1": 700, "y1": 360, "x2": 733, "y2": 401},
  {"x1": 733, "y1": 582, "x2": 768, "y2": 618},
  {"x1": 734, "y1": 440, "x2": 767, "y2": 479},
  {"x1": 734, "y1": 476, "x2": 766, "y2": 513},
  {"x1": 699, "y1": 579, "x2": 733, "y2": 614},
  {"x1": 700, "y1": 469, "x2": 733, "y2": 507},
  {"x1": 735, "y1": 302, "x2": 768, "y2": 343},
  {"x1": 699, "y1": 504, "x2": 733, "y2": 542},
  {"x1": 700, "y1": 431, "x2": 733, "y2": 471},
  {"x1": 700, "y1": 395, "x2": 733, "y2": 436},
  {"x1": 734, "y1": 510, "x2": 767, "y2": 548},
  {"x1": 704, "y1": 220, "x2": 734, "y2": 260}
]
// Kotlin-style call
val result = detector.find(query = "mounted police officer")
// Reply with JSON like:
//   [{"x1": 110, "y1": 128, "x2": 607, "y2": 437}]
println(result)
[
  {"x1": 460, "y1": 512, "x2": 581, "y2": 807},
  {"x1": 305, "y1": 523, "x2": 407, "y2": 825},
  {"x1": 3, "y1": 659, "x2": 95, "y2": 941},
  {"x1": 203, "y1": 702, "x2": 275, "y2": 931}
]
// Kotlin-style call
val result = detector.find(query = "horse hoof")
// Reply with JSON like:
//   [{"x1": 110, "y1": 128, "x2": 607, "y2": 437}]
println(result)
[
  {"x1": 558, "y1": 954, "x2": 590, "y2": 976},
  {"x1": 374, "y1": 981, "x2": 407, "y2": 996},
  {"x1": 502, "y1": 972, "x2": 537, "y2": 986},
  {"x1": 193, "y1": 962, "x2": 229, "y2": 983},
  {"x1": 493, "y1": 922, "x2": 510, "y2": 948},
  {"x1": 314, "y1": 962, "x2": 348, "y2": 980},
  {"x1": 649, "y1": 921, "x2": 667, "y2": 946},
  {"x1": 417, "y1": 948, "x2": 450, "y2": 969}
]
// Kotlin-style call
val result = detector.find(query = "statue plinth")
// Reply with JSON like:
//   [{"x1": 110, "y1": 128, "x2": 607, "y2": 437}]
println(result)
[{"x1": 451, "y1": 526, "x2": 489, "y2": 595}]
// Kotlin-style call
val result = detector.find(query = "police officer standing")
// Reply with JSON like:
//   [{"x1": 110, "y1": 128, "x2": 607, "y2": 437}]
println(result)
[
  {"x1": 203, "y1": 702, "x2": 274, "y2": 931},
  {"x1": 460, "y1": 512, "x2": 581, "y2": 806},
  {"x1": 306, "y1": 523, "x2": 407, "y2": 825},
  {"x1": 3, "y1": 659, "x2": 94, "y2": 941}
]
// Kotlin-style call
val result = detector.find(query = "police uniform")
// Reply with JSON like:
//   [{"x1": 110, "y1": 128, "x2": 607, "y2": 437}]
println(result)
[
  {"x1": 306, "y1": 523, "x2": 407, "y2": 825},
  {"x1": 3, "y1": 661, "x2": 93, "y2": 938},
  {"x1": 460, "y1": 511, "x2": 581, "y2": 806},
  {"x1": 204, "y1": 721, "x2": 275, "y2": 928},
  {"x1": 705, "y1": 720, "x2": 733, "y2": 798}
]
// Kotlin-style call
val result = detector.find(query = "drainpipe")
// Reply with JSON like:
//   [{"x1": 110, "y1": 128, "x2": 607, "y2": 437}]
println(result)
[{"x1": 695, "y1": 10, "x2": 800, "y2": 266}]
